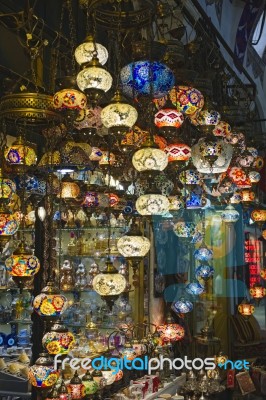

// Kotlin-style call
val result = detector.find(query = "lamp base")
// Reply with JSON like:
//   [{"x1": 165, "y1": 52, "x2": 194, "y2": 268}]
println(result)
[
  {"x1": 101, "y1": 295, "x2": 119, "y2": 310},
  {"x1": 84, "y1": 88, "x2": 105, "y2": 107}
]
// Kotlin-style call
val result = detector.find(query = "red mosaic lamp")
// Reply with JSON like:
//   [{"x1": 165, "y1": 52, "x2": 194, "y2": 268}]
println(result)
[{"x1": 156, "y1": 313, "x2": 185, "y2": 343}]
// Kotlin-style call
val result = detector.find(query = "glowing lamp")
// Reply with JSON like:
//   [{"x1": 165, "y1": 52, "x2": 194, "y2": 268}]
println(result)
[
  {"x1": 82, "y1": 371, "x2": 99, "y2": 395},
  {"x1": 67, "y1": 371, "x2": 85, "y2": 399},
  {"x1": 0, "y1": 200, "x2": 20, "y2": 251},
  {"x1": 173, "y1": 221, "x2": 196, "y2": 238},
  {"x1": 92, "y1": 258, "x2": 127, "y2": 309},
  {"x1": 195, "y1": 264, "x2": 214, "y2": 281},
  {"x1": 58, "y1": 174, "x2": 80, "y2": 200},
  {"x1": 251, "y1": 209, "x2": 266, "y2": 225},
  {"x1": 28, "y1": 353, "x2": 59, "y2": 388},
  {"x1": 250, "y1": 285, "x2": 266, "y2": 302},
  {"x1": 136, "y1": 194, "x2": 169, "y2": 216},
  {"x1": 75, "y1": 35, "x2": 108, "y2": 65},
  {"x1": 169, "y1": 86, "x2": 204, "y2": 115},
  {"x1": 171, "y1": 298, "x2": 193, "y2": 315},
  {"x1": 220, "y1": 205, "x2": 239, "y2": 224},
  {"x1": 101, "y1": 91, "x2": 138, "y2": 135},
  {"x1": 215, "y1": 352, "x2": 228, "y2": 367},
  {"x1": 241, "y1": 189, "x2": 255, "y2": 204},
  {"x1": 53, "y1": 89, "x2": 86, "y2": 110},
  {"x1": 238, "y1": 300, "x2": 255, "y2": 318},
  {"x1": 33, "y1": 282, "x2": 68, "y2": 320},
  {"x1": 4, "y1": 135, "x2": 37, "y2": 167},
  {"x1": 0, "y1": 168, "x2": 16, "y2": 199},
  {"x1": 157, "y1": 323, "x2": 185, "y2": 342},
  {"x1": 42, "y1": 323, "x2": 75, "y2": 355},
  {"x1": 132, "y1": 147, "x2": 168, "y2": 172},
  {"x1": 164, "y1": 143, "x2": 191, "y2": 162},
  {"x1": 5, "y1": 241, "x2": 40, "y2": 287},
  {"x1": 117, "y1": 222, "x2": 150, "y2": 261},
  {"x1": 154, "y1": 108, "x2": 184, "y2": 129},
  {"x1": 261, "y1": 268, "x2": 266, "y2": 279},
  {"x1": 102, "y1": 369, "x2": 116, "y2": 386},
  {"x1": 194, "y1": 244, "x2": 213, "y2": 263},
  {"x1": 213, "y1": 121, "x2": 231, "y2": 137},
  {"x1": 185, "y1": 281, "x2": 205, "y2": 295},
  {"x1": 74, "y1": 106, "x2": 103, "y2": 131}
]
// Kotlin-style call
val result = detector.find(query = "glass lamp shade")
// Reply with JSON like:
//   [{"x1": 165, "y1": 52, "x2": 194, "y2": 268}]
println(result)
[
  {"x1": 101, "y1": 91, "x2": 138, "y2": 131},
  {"x1": 5, "y1": 241, "x2": 40, "y2": 282},
  {"x1": 260, "y1": 268, "x2": 266, "y2": 279},
  {"x1": 191, "y1": 138, "x2": 233, "y2": 174},
  {"x1": 75, "y1": 36, "x2": 108, "y2": 65},
  {"x1": 67, "y1": 371, "x2": 86, "y2": 399},
  {"x1": 253, "y1": 156, "x2": 264, "y2": 171},
  {"x1": 169, "y1": 86, "x2": 204, "y2": 115},
  {"x1": 0, "y1": 202, "x2": 20, "y2": 251},
  {"x1": 221, "y1": 205, "x2": 239, "y2": 224},
  {"x1": 168, "y1": 195, "x2": 184, "y2": 211},
  {"x1": 28, "y1": 353, "x2": 59, "y2": 388},
  {"x1": 197, "y1": 109, "x2": 221, "y2": 126},
  {"x1": 82, "y1": 371, "x2": 99, "y2": 395},
  {"x1": 230, "y1": 192, "x2": 242, "y2": 204},
  {"x1": 0, "y1": 169, "x2": 16, "y2": 199},
  {"x1": 249, "y1": 171, "x2": 261, "y2": 184},
  {"x1": 154, "y1": 108, "x2": 184, "y2": 128},
  {"x1": 164, "y1": 143, "x2": 191, "y2": 162},
  {"x1": 102, "y1": 370, "x2": 116, "y2": 386},
  {"x1": 185, "y1": 281, "x2": 205, "y2": 295},
  {"x1": 90, "y1": 147, "x2": 103, "y2": 161},
  {"x1": 194, "y1": 245, "x2": 213, "y2": 263},
  {"x1": 45, "y1": 386, "x2": 60, "y2": 400},
  {"x1": 250, "y1": 285, "x2": 266, "y2": 300},
  {"x1": 179, "y1": 169, "x2": 201, "y2": 185},
  {"x1": 241, "y1": 189, "x2": 255, "y2": 203},
  {"x1": 76, "y1": 57, "x2": 113, "y2": 93},
  {"x1": 38, "y1": 206, "x2": 46, "y2": 221},
  {"x1": 92, "y1": 259, "x2": 127, "y2": 297},
  {"x1": 4, "y1": 135, "x2": 37, "y2": 166},
  {"x1": 157, "y1": 323, "x2": 185, "y2": 342},
  {"x1": 171, "y1": 298, "x2": 193, "y2": 314},
  {"x1": 136, "y1": 194, "x2": 170, "y2": 216},
  {"x1": 33, "y1": 282, "x2": 68, "y2": 319},
  {"x1": 117, "y1": 224, "x2": 151, "y2": 259},
  {"x1": 74, "y1": 106, "x2": 103, "y2": 130},
  {"x1": 99, "y1": 151, "x2": 116, "y2": 166},
  {"x1": 215, "y1": 352, "x2": 228, "y2": 366},
  {"x1": 173, "y1": 221, "x2": 196, "y2": 238},
  {"x1": 42, "y1": 323, "x2": 75, "y2": 355},
  {"x1": 238, "y1": 301, "x2": 255, "y2": 317},
  {"x1": 58, "y1": 175, "x2": 80, "y2": 200},
  {"x1": 132, "y1": 147, "x2": 168, "y2": 172},
  {"x1": 195, "y1": 264, "x2": 214, "y2": 281},
  {"x1": 82, "y1": 191, "x2": 108, "y2": 208},
  {"x1": 120, "y1": 60, "x2": 175, "y2": 99},
  {"x1": 213, "y1": 121, "x2": 231, "y2": 137},
  {"x1": 251, "y1": 209, "x2": 266, "y2": 223},
  {"x1": 53, "y1": 89, "x2": 86, "y2": 110}
]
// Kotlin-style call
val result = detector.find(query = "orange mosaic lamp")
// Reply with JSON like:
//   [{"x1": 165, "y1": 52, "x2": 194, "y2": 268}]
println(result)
[
  {"x1": 250, "y1": 284, "x2": 266, "y2": 303},
  {"x1": 251, "y1": 209, "x2": 266, "y2": 227},
  {"x1": 238, "y1": 299, "x2": 255, "y2": 318}
]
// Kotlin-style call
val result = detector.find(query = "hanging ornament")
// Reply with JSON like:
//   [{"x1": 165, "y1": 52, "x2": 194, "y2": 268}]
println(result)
[
  {"x1": 4, "y1": 135, "x2": 37, "y2": 168},
  {"x1": 194, "y1": 244, "x2": 213, "y2": 263},
  {"x1": 75, "y1": 35, "x2": 108, "y2": 66},
  {"x1": 33, "y1": 282, "x2": 68, "y2": 321},
  {"x1": 171, "y1": 298, "x2": 193, "y2": 315},
  {"x1": 185, "y1": 281, "x2": 205, "y2": 295}
]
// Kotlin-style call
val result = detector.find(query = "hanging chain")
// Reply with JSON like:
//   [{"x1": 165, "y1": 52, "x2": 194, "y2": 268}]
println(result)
[
  {"x1": 67, "y1": 0, "x2": 77, "y2": 75},
  {"x1": 115, "y1": 2, "x2": 122, "y2": 90},
  {"x1": 50, "y1": 1, "x2": 65, "y2": 92}
]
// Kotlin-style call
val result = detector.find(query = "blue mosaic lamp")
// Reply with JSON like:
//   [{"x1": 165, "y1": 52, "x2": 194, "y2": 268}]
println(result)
[
  {"x1": 195, "y1": 264, "x2": 214, "y2": 281},
  {"x1": 120, "y1": 60, "x2": 175, "y2": 99},
  {"x1": 185, "y1": 281, "x2": 205, "y2": 296},
  {"x1": 194, "y1": 244, "x2": 213, "y2": 263},
  {"x1": 171, "y1": 298, "x2": 193, "y2": 314}
]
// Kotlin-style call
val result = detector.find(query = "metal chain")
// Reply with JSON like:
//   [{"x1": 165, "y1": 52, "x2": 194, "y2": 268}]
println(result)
[
  {"x1": 50, "y1": 1, "x2": 66, "y2": 92},
  {"x1": 67, "y1": 0, "x2": 77, "y2": 75}
]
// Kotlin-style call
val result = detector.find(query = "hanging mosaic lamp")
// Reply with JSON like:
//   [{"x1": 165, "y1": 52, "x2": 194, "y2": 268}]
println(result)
[
  {"x1": 179, "y1": 168, "x2": 202, "y2": 186},
  {"x1": 0, "y1": 168, "x2": 16, "y2": 199},
  {"x1": 157, "y1": 314, "x2": 185, "y2": 342},
  {"x1": 215, "y1": 352, "x2": 229, "y2": 367},
  {"x1": 171, "y1": 298, "x2": 193, "y2": 315},
  {"x1": 241, "y1": 189, "x2": 255, "y2": 204},
  {"x1": 195, "y1": 264, "x2": 214, "y2": 281},
  {"x1": 28, "y1": 352, "x2": 59, "y2": 389},
  {"x1": 136, "y1": 192, "x2": 170, "y2": 216},
  {"x1": 53, "y1": 79, "x2": 87, "y2": 112},
  {"x1": 58, "y1": 174, "x2": 80, "y2": 200},
  {"x1": 75, "y1": 35, "x2": 108, "y2": 66},
  {"x1": 120, "y1": 60, "x2": 175, "y2": 99},
  {"x1": 101, "y1": 90, "x2": 138, "y2": 135},
  {"x1": 74, "y1": 105, "x2": 103, "y2": 133},
  {"x1": 185, "y1": 281, "x2": 205, "y2": 296},
  {"x1": 33, "y1": 282, "x2": 68, "y2": 321},
  {"x1": 76, "y1": 55, "x2": 113, "y2": 106},
  {"x1": 220, "y1": 205, "x2": 240, "y2": 224},
  {"x1": 154, "y1": 108, "x2": 184, "y2": 136},
  {"x1": 249, "y1": 284, "x2": 266, "y2": 303},
  {"x1": 196, "y1": 108, "x2": 221, "y2": 134},
  {"x1": 92, "y1": 258, "x2": 127, "y2": 309},
  {"x1": 45, "y1": 386, "x2": 60, "y2": 400},
  {"x1": 251, "y1": 209, "x2": 266, "y2": 227},
  {"x1": 164, "y1": 142, "x2": 191, "y2": 164},
  {"x1": 173, "y1": 221, "x2": 196, "y2": 239},
  {"x1": 42, "y1": 322, "x2": 75, "y2": 355},
  {"x1": 5, "y1": 240, "x2": 40, "y2": 288},
  {"x1": 67, "y1": 371, "x2": 86, "y2": 399},
  {"x1": 4, "y1": 135, "x2": 37, "y2": 168},
  {"x1": 168, "y1": 85, "x2": 204, "y2": 115},
  {"x1": 58, "y1": 381, "x2": 69, "y2": 400},
  {"x1": 117, "y1": 221, "x2": 150, "y2": 263},
  {"x1": 194, "y1": 244, "x2": 213, "y2": 263},
  {"x1": 0, "y1": 199, "x2": 20, "y2": 252},
  {"x1": 238, "y1": 299, "x2": 255, "y2": 319},
  {"x1": 132, "y1": 134, "x2": 168, "y2": 173},
  {"x1": 212, "y1": 120, "x2": 231, "y2": 137}
]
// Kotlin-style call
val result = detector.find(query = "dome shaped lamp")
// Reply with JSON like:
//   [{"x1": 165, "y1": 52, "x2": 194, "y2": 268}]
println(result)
[
  {"x1": 92, "y1": 258, "x2": 127, "y2": 309},
  {"x1": 75, "y1": 35, "x2": 108, "y2": 66},
  {"x1": 117, "y1": 220, "x2": 151, "y2": 268},
  {"x1": 5, "y1": 240, "x2": 40, "y2": 289},
  {"x1": 101, "y1": 90, "x2": 138, "y2": 135},
  {"x1": 135, "y1": 183, "x2": 170, "y2": 217},
  {"x1": 76, "y1": 55, "x2": 113, "y2": 107}
]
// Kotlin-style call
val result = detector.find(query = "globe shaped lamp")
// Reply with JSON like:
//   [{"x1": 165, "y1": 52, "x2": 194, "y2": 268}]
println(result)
[
  {"x1": 238, "y1": 299, "x2": 255, "y2": 319},
  {"x1": 194, "y1": 244, "x2": 213, "y2": 263},
  {"x1": 171, "y1": 298, "x2": 193, "y2": 315},
  {"x1": 251, "y1": 209, "x2": 266, "y2": 227},
  {"x1": 0, "y1": 168, "x2": 16, "y2": 199},
  {"x1": 67, "y1": 371, "x2": 86, "y2": 399},
  {"x1": 195, "y1": 264, "x2": 214, "y2": 281},
  {"x1": 33, "y1": 282, "x2": 68, "y2": 322},
  {"x1": 92, "y1": 258, "x2": 127, "y2": 309},
  {"x1": 4, "y1": 135, "x2": 37, "y2": 168},
  {"x1": 101, "y1": 91, "x2": 138, "y2": 135},
  {"x1": 185, "y1": 281, "x2": 205, "y2": 296},
  {"x1": 132, "y1": 135, "x2": 168, "y2": 173},
  {"x1": 75, "y1": 35, "x2": 108, "y2": 66},
  {"x1": 58, "y1": 174, "x2": 80, "y2": 200},
  {"x1": 76, "y1": 55, "x2": 113, "y2": 106},
  {"x1": 154, "y1": 108, "x2": 184, "y2": 136},
  {"x1": 28, "y1": 352, "x2": 59, "y2": 389},
  {"x1": 53, "y1": 88, "x2": 86, "y2": 111},
  {"x1": 42, "y1": 322, "x2": 75, "y2": 355},
  {"x1": 5, "y1": 240, "x2": 40, "y2": 288},
  {"x1": 249, "y1": 284, "x2": 266, "y2": 303},
  {"x1": 157, "y1": 314, "x2": 185, "y2": 342},
  {"x1": 215, "y1": 352, "x2": 228, "y2": 367},
  {"x1": 168, "y1": 86, "x2": 204, "y2": 115},
  {"x1": 197, "y1": 109, "x2": 221, "y2": 134},
  {"x1": 164, "y1": 142, "x2": 191, "y2": 164},
  {"x1": 136, "y1": 192, "x2": 170, "y2": 216},
  {"x1": 221, "y1": 205, "x2": 239, "y2": 225}
]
